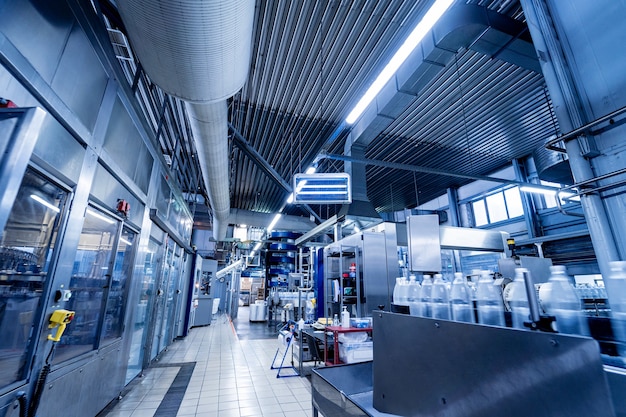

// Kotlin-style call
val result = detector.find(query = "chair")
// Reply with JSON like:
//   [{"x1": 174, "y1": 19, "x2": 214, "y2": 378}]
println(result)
[{"x1": 304, "y1": 332, "x2": 324, "y2": 366}]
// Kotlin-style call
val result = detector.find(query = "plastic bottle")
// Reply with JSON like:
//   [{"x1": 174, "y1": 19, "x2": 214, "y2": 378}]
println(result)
[
  {"x1": 341, "y1": 305, "x2": 350, "y2": 328},
  {"x1": 418, "y1": 275, "x2": 433, "y2": 317},
  {"x1": 392, "y1": 277, "x2": 403, "y2": 305},
  {"x1": 508, "y1": 268, "x2": 531, "y2": 330},
  {"x1": 431, "y1": 274, "x2": 451, "y2": 320},
  {"x1": 542, "y1": 265, "x2": 588, "y2": 335},
  {"x1": 406, "y1": 275, "x2": 421, "y2": 303},
  {"x1": 332, "y1": 313, "x2": 339, "y2": 326},
  {"x1": 407, "y1": 275, "x2": 421, "y2": 316},
  {"x1": 450, "y1": 272, "x2": 475, "y2": 323},
  {"x1": 607, "y1": 261, "x2": 626, "y2": 354},
  {"x1": 476, "y1": 270, "x2": 505, "y2": 326},
  {"x1": 394, "y1": 277, "x2": 409, "y2": 306},
  {"x1": 298, "y1": 318, "x2": 305, "y2": 331}
]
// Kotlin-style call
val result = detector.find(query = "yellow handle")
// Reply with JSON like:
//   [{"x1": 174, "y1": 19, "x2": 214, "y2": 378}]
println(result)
[
  {"x1": 47, "y1": 309, "x2": 75, "y2": 342},
  {"x1": 48, "y1": 323, "x2": 67, "y2": 342}
]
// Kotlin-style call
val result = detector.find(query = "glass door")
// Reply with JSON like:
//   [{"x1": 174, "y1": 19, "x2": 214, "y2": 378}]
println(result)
[
  {"x1": 125, "y1": 238, "x2": 159, "y2": 383},
  {"x1": 0, "y1": 168, "x2": 67, "y2": 391},
  {"x1": 150, "y1": 243, "x2": 172, "y2": 360}
]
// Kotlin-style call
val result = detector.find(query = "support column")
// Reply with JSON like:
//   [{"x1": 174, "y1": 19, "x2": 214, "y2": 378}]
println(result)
[{"x1": 520, "y1": 0, "x2": 620, "y2": 278}]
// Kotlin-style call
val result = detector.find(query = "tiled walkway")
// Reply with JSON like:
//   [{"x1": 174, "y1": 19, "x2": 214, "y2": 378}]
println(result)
[{"x1": 102, "y1": 311, "x2": 315, "y2": 417}]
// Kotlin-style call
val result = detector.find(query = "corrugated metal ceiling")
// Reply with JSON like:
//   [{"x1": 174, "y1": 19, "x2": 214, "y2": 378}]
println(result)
[
  {"x1": 104, "y1": 0, "x2": 560, "y2": 227},
  {"x1": 229, "y1": 0, "x2": 558, "y2": 220}
]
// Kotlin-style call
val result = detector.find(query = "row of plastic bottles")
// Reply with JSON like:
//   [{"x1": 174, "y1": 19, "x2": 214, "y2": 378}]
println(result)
[
  {"x1": 393, "y1": 272, "x2": 476, "y2": 323},
  {"x1": 393, "y1": 266, "x2": 596, "y2": 335}
]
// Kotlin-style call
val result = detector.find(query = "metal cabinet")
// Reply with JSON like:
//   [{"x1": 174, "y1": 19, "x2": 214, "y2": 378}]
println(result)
[{"x1": 323, "y1": 227, "x2": 397, "y2": 319}]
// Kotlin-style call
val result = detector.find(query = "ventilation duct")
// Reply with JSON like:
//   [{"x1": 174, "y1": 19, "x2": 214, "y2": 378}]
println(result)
[
  {"x1": 115, "y1": 0, "x2": 255, "y2": 240},
  {"x1": 187, "y1": 102, "x2": 230, "y2": 240}
]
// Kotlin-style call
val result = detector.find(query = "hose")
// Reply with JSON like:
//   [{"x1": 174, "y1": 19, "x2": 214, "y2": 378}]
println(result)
[
  {"x1": 16, "y1": 391, "x2": 27, "y2": 417},
  {"x1": 27, "y1": 344, "x2": 55, "y2": 417}
]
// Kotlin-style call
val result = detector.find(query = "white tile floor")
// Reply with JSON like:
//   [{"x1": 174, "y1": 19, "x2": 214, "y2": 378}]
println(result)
[{"x1": 103, "y1": 314, "x2": 315, "y2": 417}]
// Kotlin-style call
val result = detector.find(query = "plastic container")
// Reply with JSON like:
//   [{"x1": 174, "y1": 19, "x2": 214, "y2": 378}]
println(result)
[
  {"x1": 607, "y1": 261, "x2": 626, "y2": 354},
  {"x1": 332, "y1": 314, "x2": 340, "y2": 326},
  {"x1": 339, "y1": 341, "x2": 373, "y2": 364},
  {"x1": 393, "y1": 277, "x2": 408, "y2": 306},
  {"x1": 543, "y1": 265, "x2": 588, "y2": 335},
  {"x1": 431, "y1": 274, "x2": 451, "y2": 320},
  {"x1": 418, "y1": 275, "x2": 433, "y2": 317},
  {"x1": 406, "y1": 275, "x2": 420, "y2": 303},
  {"x1": 450, "y1": 272, "x2": 475, "y2": 323},
  {"x1": 476, "y1": 270, "x2": 505, "y2": 326},
  {"x1": 508, "y1": 268, "x2": 531, "y2": 330},
  {"x1": 341, "y1": 306, "x2": 350, "y2": 328}
]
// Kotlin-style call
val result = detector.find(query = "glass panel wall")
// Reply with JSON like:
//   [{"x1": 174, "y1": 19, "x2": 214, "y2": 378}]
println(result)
[
  {"x1": 0, "y1": 169, "x2": 67, "y2": 389},
  {"x1": 55, "y1": 207, "x2": 119, "y2": 363},
  {"x1": 125, "y1": 238, "x2": 159, "y2": 383},
  {"x1": 102, "y1": 227, "x2": 136, "y2": 344}
]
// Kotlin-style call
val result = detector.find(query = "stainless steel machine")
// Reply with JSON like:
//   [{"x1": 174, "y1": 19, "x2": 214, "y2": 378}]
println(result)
[{"x1": 312, "y1": 312, "x2": 617, "y2": 417}]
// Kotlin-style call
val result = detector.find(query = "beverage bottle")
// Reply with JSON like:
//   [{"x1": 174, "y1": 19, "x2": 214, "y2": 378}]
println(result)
[
  {"x1": 406, "y1": 275, "x2": 421, "y2": 316},
  {"x1": 341, "y1": 305, "x2": 350, "y2": 328},
  {"x1": 607, "y1": 261, "x2": 626, "y2": 354},
  {"x1": 450, "y1": 272, "x2": 475, "y2": 323},
  {"x1": 543, "y1": 265, "x2": 588, "y2": 335},
  {"x1": 418, "y1": 275, "x2": 433, "y2": 317},
  {"x1": 431, "y1": 274, "x2": 451, "y2": 320},
  {"x1": 394, "y1": 277, "x2": 408, "y2": 306},
  {"x1": 332, "y1": 313, "x2": 339, "y2": 326},
  {"x1": 508, "y1": 268, "x2": 531, "y2": 330},
  {"x1": 476, "y1": 270, "x2": 505, "y2": 326},
  {"x1": 393, "y1": 277, "x2": 403, "y2": 305}
]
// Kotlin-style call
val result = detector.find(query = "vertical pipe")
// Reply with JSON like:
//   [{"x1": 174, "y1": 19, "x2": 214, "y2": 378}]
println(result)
[
  {"x1": 520, "y1": 0, "x2": 620, "y2": 279},
  {"x1": 512, "y1": 159, "x2": 537, "y2": 239}
]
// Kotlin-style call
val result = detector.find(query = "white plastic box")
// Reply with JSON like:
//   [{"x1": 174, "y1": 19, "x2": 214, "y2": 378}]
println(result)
[{"x1": 338, "y1": 341, "x2": 373, "y2": 364}]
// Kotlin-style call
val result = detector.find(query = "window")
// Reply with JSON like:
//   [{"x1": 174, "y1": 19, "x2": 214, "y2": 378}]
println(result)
[
  {"x1": 504, "y1": 187, "x2": 524, "y2": 218},
  {"x1": 471, "y1": 187, "x2": 525, "y2": 226},
  {"x1": 472, "y1": 200, "x2": 488, "y2": 226},
  {"x1": 55, "y1": 207, "x2": 119, "y2": 363},
  {"x1": 486, "y1": 193, "x2": 508, "y2": 223},
  {"x1": 102, "y1": 227, "x2": 136, "y2": 343},
  {"x1": 0, "y1": 169, "x2": 67, "y2": 389}
]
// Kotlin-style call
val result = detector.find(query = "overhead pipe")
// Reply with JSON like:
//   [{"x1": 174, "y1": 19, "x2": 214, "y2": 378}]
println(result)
[{"x1": 115, "y1": 0, "x2": 255, "y2": 241}]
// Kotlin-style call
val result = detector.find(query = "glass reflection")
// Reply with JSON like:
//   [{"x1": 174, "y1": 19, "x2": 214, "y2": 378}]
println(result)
[
  {"x1": 102, "y1": 228, "x2": 135, "y2": 343},
  {"x1": 54, "y1": 207, "x2": 118, "y2": 363},
  {"x1": 0, "y1": 169, "x2": 66, "y2": 389}
]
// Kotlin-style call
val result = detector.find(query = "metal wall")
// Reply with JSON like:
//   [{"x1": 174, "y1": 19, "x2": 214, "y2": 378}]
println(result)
[{"x1": 0, "y1": 1, "x2": 195, "y2": 416}]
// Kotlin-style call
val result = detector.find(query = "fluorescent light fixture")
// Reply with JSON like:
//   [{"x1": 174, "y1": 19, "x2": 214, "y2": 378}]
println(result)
[
  {"x1": 86, "y1": 208, "x2": 115, "y2": 224},
  {"x1": 30, "y1": 194, "x2": 60, "y2": 213},
  {"x1": 253, "y1": 242, "x2": 262, "y2": 251},
  {"x1": 267, "y1": 213, "x2": 282, "y2": 231},
  {"x1": 345, "y1": 0, "x2": 455, "y2": 124},
  {"x1": 120, "y1": 237, "x2": 133, "y2": 246},
  {"x1": 520, "y1": 185, "x2": 579, "y2": 200},
  {"x1": 249, "y1": 251, "x2": 256, "y2": 258},
  {"x1": 519, "y1": 186, "x2": 557, "y2": 196},
  {"x1": 286, "y1": 166, "x2": 318, "y2": 205}
]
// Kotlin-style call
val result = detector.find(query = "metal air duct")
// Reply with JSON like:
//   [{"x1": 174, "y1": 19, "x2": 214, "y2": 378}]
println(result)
[
  {"x1": 187, "y1": 101, "x2": 230, "y2": 241},
  {"x1": 115, "y1": 0, "x2": 255, "y2": 240}
]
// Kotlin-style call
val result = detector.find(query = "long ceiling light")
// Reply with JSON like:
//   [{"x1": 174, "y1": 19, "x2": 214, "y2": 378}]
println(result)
[
  {"x1": 267, "y1": 213, "x2": 282, "y2": 231},
  {"x1": 345, "y1": 0, "x2": 455, "y2": 124},
  {"x1": 86, "y1": 208, "x2": 115, "y2": 224},
  {"x1": 30, "y1": 194, "x2": 60, "y2": 213}
]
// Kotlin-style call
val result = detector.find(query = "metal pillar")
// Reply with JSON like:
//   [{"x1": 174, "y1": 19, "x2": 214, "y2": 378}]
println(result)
[
  {"x1": 512, "y1": 159, "x2": 537, "y2": 239},
  {"x1": 520, "y1": 0, "x2": 620, "y2": 278}
]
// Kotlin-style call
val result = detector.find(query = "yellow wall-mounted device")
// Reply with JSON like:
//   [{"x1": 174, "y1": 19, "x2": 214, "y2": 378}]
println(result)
[{"x1": 48, "y1": 309, "x2": 75, "y2": 342}]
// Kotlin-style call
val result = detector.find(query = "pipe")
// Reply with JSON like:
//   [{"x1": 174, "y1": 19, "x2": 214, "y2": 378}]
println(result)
[
  {"x1": 187, "y1": 102, "x2": 230, "y2": 240},
  {"x1": 115, "y1": 0, "x2": 255, "y2": 241},
  {"x1": 520, "y1": 0, "x2": 619, "y2": 280}
]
